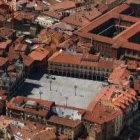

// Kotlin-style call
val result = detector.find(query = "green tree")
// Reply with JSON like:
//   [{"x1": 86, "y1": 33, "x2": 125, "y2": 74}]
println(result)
[{"x1": 89, "y1": 47, "x2": 97, "y2": 54}]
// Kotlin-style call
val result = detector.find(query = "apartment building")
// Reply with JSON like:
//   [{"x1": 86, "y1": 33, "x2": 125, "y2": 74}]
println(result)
[
  {"x1": 0, "y1": 116, "x2": 56, "y2": 140},
  {"x1": 48, "y1": 116, "x2": 82, "y2": 140},
  {"x1": 75, "y1": 2, "x2": 140, "y2": 60},
  {"x1": 48, "y1": 50, "x2": 122, "y2": 81},
  {"x1": 6, "y1": 96, "x2": 55, "y2": 123},
  {"x1": 48, "y1": 105, "x2": 85, "y2": 140},
  {"x1": 83, "y1": 103, "x2": 123, "y2": 140},
  {"x1": 29, "y1": 47, "x2": 50, "y2": 72}
]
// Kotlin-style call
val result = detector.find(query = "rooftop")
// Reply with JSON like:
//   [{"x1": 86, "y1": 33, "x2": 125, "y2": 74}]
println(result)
[
  {"x1": 108, "y1": 65, "x2": 131, "y2": 85},
  {"x1": 0, "y1": 57, "x2": 8, "y2": 67},
  {"x1": 7, "y1": 118, "x2": 56, "y2": 140},
  {"x1": 7, "y1": 96, "x2": 54, "y2": 117},
  {"x1": 88, "y1": 85, "x2": 137, "y2": 111},
  {"x1": 84, "y1": 103, "x2": 122, "y2": 124},
  {"x1": 49, "y1": 0, "x2": 76, "y2": 11},
  {"x1": 48, "y1": 115, "x2": 81, "y2": 127},
  {"x1": 62, "y1": 12, "x2": 90, "y2": 27},
  {"x1": 48, "y1": 50, "x2": 120, "y2": 69},
  {"x1": 29, "y1": 47, "x2": 49, "y2": 61},
  {"x1": 76, "y1": 2, "x2": 140, "y2": 51}
]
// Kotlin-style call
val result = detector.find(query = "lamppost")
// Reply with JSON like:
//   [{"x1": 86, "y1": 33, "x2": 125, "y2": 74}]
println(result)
[
  {"x1": 49, "y1": 80, "x2": 52, "y2": 91},
  {"x1": 39, "y1": 91, "x2": 43, "y2": 100},
  {"x1": 74, "y1": 85, "x2": 77, "y2": 96},
  {"x1": 65, "y1": 97, "x2": 68, "y2": 106}
]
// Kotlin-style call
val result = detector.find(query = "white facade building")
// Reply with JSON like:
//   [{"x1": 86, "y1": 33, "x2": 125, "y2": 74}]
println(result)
[{"x1": 35, "y1": 16, "x2": 59, "y2": 27}]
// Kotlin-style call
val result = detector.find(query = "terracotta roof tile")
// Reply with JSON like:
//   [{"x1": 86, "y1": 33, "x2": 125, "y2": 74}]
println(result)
[
  {"x1": 108, "y1": 65, "x2": 131, "y2": 85},
  {"x1": 48, "y1": 115, "x2": 81, "y2": 127},
  {"x1": 63, "y1": 12, "x2": 90, "y2": 27},
  {"x1": 48, "y1": 51, "x2": 120, "y2": 69},
  {"x1": 14, "y1": 43, "x2": 27, "y2": 52},
  {"x1": 49, "y1": 1, "x2": 75, "y2": 11},
  {"x1": 0, "y1": 57, "x2": 8, "y2": 67},
  {"x1": 88, "y1": 85, "x2": 137, "y2": 111},
  {"x1": 0, "y1": 40, "x2": 11, "y2": 49},
  {"x1": 7, "y1": 96, "x2": 55, "y2": 117},
  {"x1": 84, "y1": 103, "x2": 122, "y2": 124},
  {"x1": 29, "y1": 47, "x2": 49, "y2": 61},
  {"x1": 22, "y1": 54, "x2": 34, "y2": 67},
  {"x1": 42, "y1": 11, "x2": 63, "y2": 20}
]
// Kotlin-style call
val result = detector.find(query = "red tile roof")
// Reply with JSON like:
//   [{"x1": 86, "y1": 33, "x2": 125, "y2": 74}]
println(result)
[
  {"x1": 22, "y1": 54, "x2": 34, "y2": 67},
  {"x1": 14, "y1": 43, "x2": 27, "y2": 52},
  {"x1": 108, "y1": 65, "x2": 131, "y2": 85},
  {"x1": 0, "y1": 57, "x2": 8, "y2": 67},
  {"x1": 75, "y1": 3, "x2": 140, "y2": 52},
  {"x1": 7, "y1": 96, "x2": 55, "y2": 117},
  {"x1": 8, "y1": 47, "x2": 19, "y2": 61},
  {"x1": 49, "y1": 1, "x2": 75, "y2": 11},
  {"x1": 0, "y1": 40, "x2": 11, "y2": 50},
  {"x1": 48, "y1": 51, "x2": 120, "y2": 69},
  {"x1": 83, "y1": 8, "x2": 102, "y2": 21},
  {"x1": 84, "y1": 103, "x2": 122, "y2": 124},
  {"x1": 42, "y1": 11, "x2": 63, "y2": 20},
  {"x1": 29, "y1": 47, "x2": 49, "y2": 61},
  {"x1": 62, "y1": 12, "x2": 90, "y2": 27},
  {"x1": 88, "y1": 85, "x2": 137, "y2": 111},
  {"x1": 48, "y1": 115, "x2": 81, "y2": 127},
  {"x1": 8, "y1": 119, "x2": 56, "y2": 140},
  {"x1": 14, "y1": 11, "x2": 36, "y2": 21}
]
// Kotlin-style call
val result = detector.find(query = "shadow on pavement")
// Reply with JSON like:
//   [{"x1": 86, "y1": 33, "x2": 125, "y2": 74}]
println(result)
[
  {"x1": 29, "y1": 71, "x2": 45, "y2": 81},
  {"x1": 17, "y1": 82, "x2": 41, "y2": 97}
]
